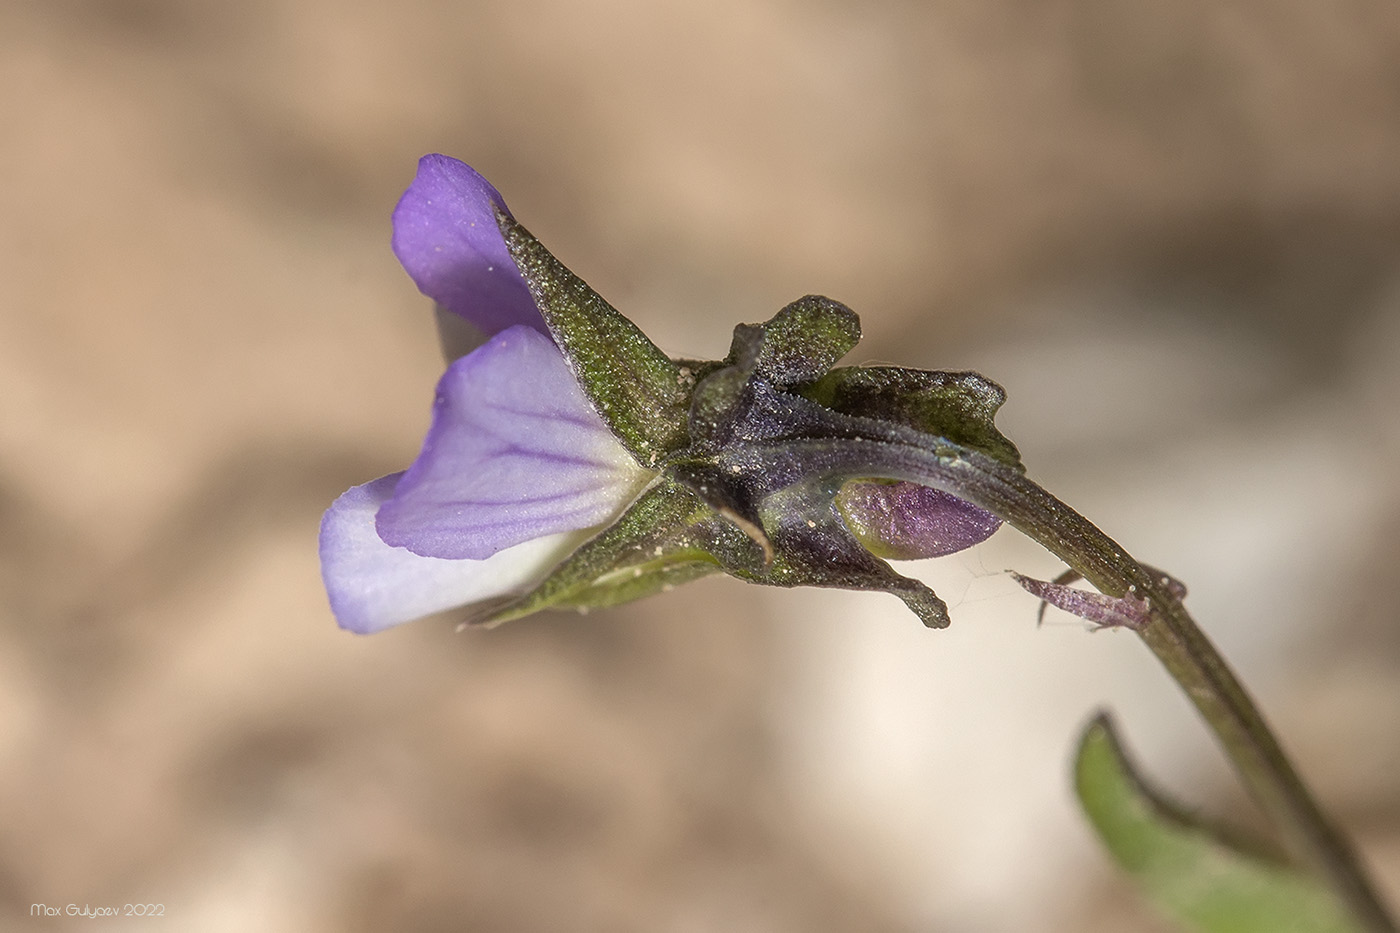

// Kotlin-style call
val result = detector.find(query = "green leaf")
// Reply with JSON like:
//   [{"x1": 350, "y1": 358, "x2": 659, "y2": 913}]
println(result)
[
  {"x1": 497, "y1": 210, "x2": 692, "y2": 466},
  {"x1": 479, "y1": 479, "x2": 756, "y2": 625},
  {"x1": 802, "y1": 366, "x2": 1023, "y2": 471},
  {"x1": 1075, "y1": 713, "x2": 1357, "y2": 933}
]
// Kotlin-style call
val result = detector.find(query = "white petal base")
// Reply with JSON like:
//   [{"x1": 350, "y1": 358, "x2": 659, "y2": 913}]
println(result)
[{"x1": 319, "y1": 474, "x2": 588, "y2": 634}]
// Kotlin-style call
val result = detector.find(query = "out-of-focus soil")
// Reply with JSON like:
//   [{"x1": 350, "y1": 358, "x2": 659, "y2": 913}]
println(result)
[{"x1": 2, "y1": 1, "x2": 1399, "y2": 930}]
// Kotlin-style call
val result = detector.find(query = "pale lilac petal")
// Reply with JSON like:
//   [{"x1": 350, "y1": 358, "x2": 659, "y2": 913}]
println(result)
[
  {"x1": 320, "y1": 473, "x2": 588, "y2": 634},
  {"x1": 376, "y1": 325, "x2": 651, "y2": 560},
  {"x1": 391, "y1": 154, "x2": 546, "y2": 335},
  {"x1": 835, "y1": 480, "x2": 1001, "y2": 560}
]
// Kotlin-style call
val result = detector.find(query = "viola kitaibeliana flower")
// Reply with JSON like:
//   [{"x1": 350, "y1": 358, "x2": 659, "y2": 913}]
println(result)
[
  {"x1": 320, "y1": 154, "x2": 1019, "y2": 634},
  {"x1": 317, "y1": 156, "x2": 1400, "y2": 933}
]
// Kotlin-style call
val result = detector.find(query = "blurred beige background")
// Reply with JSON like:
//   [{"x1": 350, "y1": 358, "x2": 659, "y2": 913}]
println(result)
[{"x1": 3, "y1": 1, "x2": 1399, "y2": 930}]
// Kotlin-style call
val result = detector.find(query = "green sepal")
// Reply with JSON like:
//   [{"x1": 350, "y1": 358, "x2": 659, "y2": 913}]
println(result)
[
  {"x1": 1076, "y1": 713, "x2": 1356, "y2": 933},
  {"x1": 497, "y1": 210, "x2": 692, "y2": 466},
  {"x1": 552, "y1": 561, "x2": 720, "y2": 613},
  {"x1": 479, "y1": 479, "x2": 760, "y2": 625},
  {"x1": 734, "y1": 295, "x2": 861, "y2": 386},
  {"x1": 688, "y1": 296, "x2": 861, "y2": 445},
  {"x1": 803, "y1": 366, "x2": 1023, "y2": 471},
  {"x1": 688, "y1": 365, "x2": 751, "y2": 444}
]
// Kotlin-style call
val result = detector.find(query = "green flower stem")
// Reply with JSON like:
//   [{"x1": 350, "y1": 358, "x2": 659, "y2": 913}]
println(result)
[{"x1": 937, "y1": 445, "x2": 1397, "y2": 933}]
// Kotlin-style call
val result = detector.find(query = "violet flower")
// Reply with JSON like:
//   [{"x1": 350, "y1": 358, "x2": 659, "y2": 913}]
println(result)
[
  {"x1": 320, "y1": 157, "x2": 652, "y2": 633},
  {"x1": 320, "y1": 155, "x2": 1009, "y2": 634}
]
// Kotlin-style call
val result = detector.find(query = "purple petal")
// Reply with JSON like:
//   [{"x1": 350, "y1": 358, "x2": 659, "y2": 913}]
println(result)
[
  {"x1": 376, "y1": 325, "x2": 651, "y2": 560},
  {"x1": 319, "y1": 474, "x2": 587, "y2": 634},
  {"x1": 391, "y1": 154, "x2": 547, "y2": 336},
  {"x1": 835, "y1": 480, "x2": 1001, "y2": 560}
]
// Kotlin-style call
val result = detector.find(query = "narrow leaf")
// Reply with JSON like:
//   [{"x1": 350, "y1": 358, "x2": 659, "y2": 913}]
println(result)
[{"x1": 1076, "y1": 713, "x2": 1357, "y2": 933}]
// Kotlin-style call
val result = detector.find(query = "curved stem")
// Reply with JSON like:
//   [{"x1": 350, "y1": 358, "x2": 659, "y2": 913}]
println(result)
[{"x1": 946, "y1": 447, "x2": 1397, "y2": 933}]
